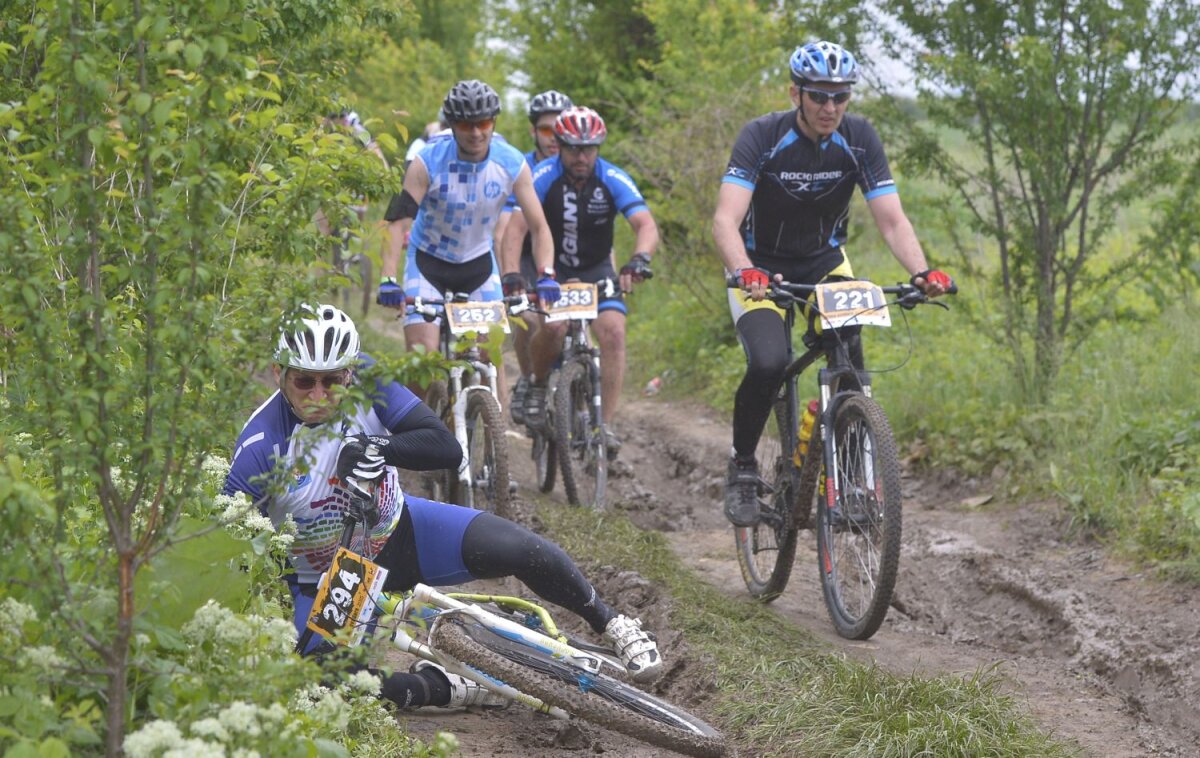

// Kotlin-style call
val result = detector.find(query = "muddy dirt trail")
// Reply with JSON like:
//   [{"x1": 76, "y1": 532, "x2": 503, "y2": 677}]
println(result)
[{"x1": 394, "y1": 389, "x2": 1200, "y2": 756}]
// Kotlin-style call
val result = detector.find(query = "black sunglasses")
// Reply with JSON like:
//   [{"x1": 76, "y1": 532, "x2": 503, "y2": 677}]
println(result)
[
  {"x1": 801, "y1": 87, "x2": 853, "y2": 106},
  {"x1": 289, "y1": 371, "x2": 350, "y2": 391}
]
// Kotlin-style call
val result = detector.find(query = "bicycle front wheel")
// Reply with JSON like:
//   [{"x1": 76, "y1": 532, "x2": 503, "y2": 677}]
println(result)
[
  {"x1": 816, "y1": 393, "x2": 902, "y2": 640},
  {"x1": 432, "y1": 618, "x2": 725, "y2": 758},
  {"x1": 532, "y1": 428, "x2": 557, "y2": 493},
  {"x1": 421, "y1": 380, "x2": 456, "y2": 503},
  {"x1": 734, "y1": 395, "x2": 801, "y2": 601},
  {"x1": 464, "y1": 390, "x2": 512, "y2": 519},
  {"x1": 555, "y1": 361, "x2": 607, "y2": 509}
]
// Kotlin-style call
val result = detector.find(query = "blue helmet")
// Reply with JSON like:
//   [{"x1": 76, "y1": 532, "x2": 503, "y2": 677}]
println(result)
[{"x1": 789, "y1": 41, "x2": 859, "y2": 85}]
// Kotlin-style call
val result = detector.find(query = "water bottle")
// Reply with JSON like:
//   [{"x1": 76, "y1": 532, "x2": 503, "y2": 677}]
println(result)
[{"x1": 793, "y1": 399, "x2": 819, "y2": 466}]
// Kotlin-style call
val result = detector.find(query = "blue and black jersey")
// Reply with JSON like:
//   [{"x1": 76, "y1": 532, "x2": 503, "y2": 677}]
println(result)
[
  {"x1": 531, "y1": 156, "x2": 649, "y2": 271},
  {"x1": 722, "y1": 110, "x2": 896, "y2": 282}
]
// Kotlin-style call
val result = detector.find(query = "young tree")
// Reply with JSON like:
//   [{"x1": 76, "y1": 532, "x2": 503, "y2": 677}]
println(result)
[
  {"x1": 877, "y1": 0, "x2": 1200, "y2": 396},
  {"x1": 0, "y1": 1, "x2": 398, "y2": 753}
]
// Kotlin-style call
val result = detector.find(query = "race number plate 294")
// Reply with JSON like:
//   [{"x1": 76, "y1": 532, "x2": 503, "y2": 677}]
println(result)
[
  {"x1": 306, "y1": 547, "x2": 389, "y2": 646},
  {"x1": 546, "y1": 282, "x2": 598, "y2": 322},
  {"x1": 445, "y1": 301, "x2": 510, "y2": 335},
  {"x1": 815, "y1": 280, "x2": 891, "y2": 330}
]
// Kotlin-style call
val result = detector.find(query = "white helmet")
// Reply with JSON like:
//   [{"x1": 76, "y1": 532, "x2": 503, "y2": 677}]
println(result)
[{"x1": 275, "y1": 303, "x2": 360, "y2": 371}]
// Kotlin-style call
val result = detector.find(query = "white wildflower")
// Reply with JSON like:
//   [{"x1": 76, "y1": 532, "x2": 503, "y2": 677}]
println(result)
[
  {"x1": 183, "y1": 601, "x2": 231, "y2": 643},
  {"x1": 21, "y1": 645, "x2": 65, "y2": 670},
  {"x1": 189, "y1": 718, "x2": 229, "y2": 742},
  {"x1": 0, "y1": 597, "x2": 37, "y2": 638},
  {"x1": 259, "y1": 703, "x2": 287, "y2": 725},
  {"x1": 135, "y1": 633, "x2": 151, "y2": 648},
  {"x1": 231, "y1": 750, "x2": 262, "y2": 758},
  {"x1": 218, "y1": 493, "x2": 251, "y2": 521},
  {"x1": 124, "y1": 720, "x2": 185, "y2": 758},
  {"x1": 291, "y1": 683, "x2": 330, "y2": 713},
  {"x1": 346, "y1": 670, "x2": 382, "y2": 696},
  {"x1": 309, "y1": 688, "x2": 349, "y2": 732},
  {"x1": 163, "y1": 738, "x2": 225, "y2": 758},
  {"x1": 202, "y1": 456, "x2": 230, "y2": 479},
  {"x1": 217, "y1": 701, "x2": 262, "y2": 737},
  {"x1": 269, "y1": 532, "x2": 295, "y2": 552},
  {"x1": 243, "y1": 512, "x2": 275, "y2": 533}
]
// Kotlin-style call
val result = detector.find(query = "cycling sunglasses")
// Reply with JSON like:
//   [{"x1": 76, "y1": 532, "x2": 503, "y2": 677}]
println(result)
[
  {"x1": 535, "y1": 125, "x2": 556, "y2": 138},
  {"x1": 801, "y1": 87, "x2": 853, "y2": 106},
  {"x1": 288, "y1": 370, "x2": 350, "y2": 391},
  {"x1": 452, "y1": 118, "x2": 496, "y2": 133}
]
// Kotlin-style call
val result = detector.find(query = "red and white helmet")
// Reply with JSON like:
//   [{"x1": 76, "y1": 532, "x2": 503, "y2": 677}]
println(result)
[{"x1": 553, "y1": 106, "x2": 607, "y2": 147}]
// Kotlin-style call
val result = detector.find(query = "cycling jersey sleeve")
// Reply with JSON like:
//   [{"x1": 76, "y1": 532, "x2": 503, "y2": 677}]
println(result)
[
  {"x1": 599, "y1": 161, "x2": 650, "y2": 218},
  {"x1": 848, "y1": 119, "x2": 897, "y2": 200},
  {"x1": 375, "y1": 402, "x2": 463, "y2": 471},
  {"x1": 722, "y1": 115, "x2": 775, "y2": 190}
]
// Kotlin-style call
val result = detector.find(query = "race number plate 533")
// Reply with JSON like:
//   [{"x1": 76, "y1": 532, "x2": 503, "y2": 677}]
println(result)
[
  {"x1": 815, "y1": 280, "x2": 891, "y2": 329},
  {"x1": 306, "y1": 547, "x2": 389, "y2": 646},
  {"x1": 546, "y1": 282, "x2": 598, "y2": 322}
]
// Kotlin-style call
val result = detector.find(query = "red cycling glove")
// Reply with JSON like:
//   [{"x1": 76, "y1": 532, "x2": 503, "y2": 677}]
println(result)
[{"x1": 735, "y1": 266, "x2": 771, "y2": 290}]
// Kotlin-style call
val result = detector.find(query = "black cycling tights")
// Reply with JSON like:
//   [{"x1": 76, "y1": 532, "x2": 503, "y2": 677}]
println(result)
[
  {"x1": 733, "y1": 308, "x2": 791, "y2": 458},
  {"x1": 460, "y1": 512, "x2": 616, "y2": 633},
  {"x1": 732, "y1": 307, "x2": 864, "y2": 458}
]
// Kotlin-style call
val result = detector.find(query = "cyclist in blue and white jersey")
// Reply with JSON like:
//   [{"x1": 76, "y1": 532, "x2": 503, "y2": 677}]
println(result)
[
  {"x1": 499, "y1": 89, "x2": 574, "y2": 426},
  {"x1": 712, "y1": 41, "x2": 954, "y2": 527},
  {"x1": 502, "y1": 107, "x2": 659, "y2": 454},
  {"x1": 377, "y1": 81, "x2": 560, "y2": 388},
  {"x1": 223, "y1": 304, "x2": 665, "y2": 710}
]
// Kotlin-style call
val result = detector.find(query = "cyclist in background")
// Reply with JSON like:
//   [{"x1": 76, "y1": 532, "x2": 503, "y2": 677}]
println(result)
[
  {"x1": 223, "y1": 304, "x2": 665, "y2": 710},
  {"x1": 711, "y1": 41, "x2": 953, "y2": 527},
  {"x1": 403, "y1": 110, "x2": 448, "y2": 171},
  {"x1": 377, "y1": 80, "x2": 560, "y2": 393},
  {"x1": 501, "y1": 89, "x2": 574, "y2": 427},
  {"x1": 502, "y1": 106, "x2": 659, "y2": 456},
  {"x1": 313, "y1": 110, "x2": 389, "y2": 250}
]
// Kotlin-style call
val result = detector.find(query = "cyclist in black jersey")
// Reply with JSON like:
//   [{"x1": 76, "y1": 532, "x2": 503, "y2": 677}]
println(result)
[
  {"x1": 711, "y1": 41, "x2": 954, "y2": 527},
  {"x1": 501, "y1": 107, "x2": 659, "y2": 454}
]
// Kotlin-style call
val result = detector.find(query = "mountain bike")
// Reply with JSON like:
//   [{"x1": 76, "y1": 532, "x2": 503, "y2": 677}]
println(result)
[
  {"x1": 407, "y1": 295, "x2": 522, "y2": 519},
  {"x1": 303, "y1": 494, "x2": 726, "y2": 758},
  {"x1": 518, "y1": 281, "x2": 617, "y2": 508},
  {"x1": 732, "y1": 277, "x2": 953, "y2": 640}
]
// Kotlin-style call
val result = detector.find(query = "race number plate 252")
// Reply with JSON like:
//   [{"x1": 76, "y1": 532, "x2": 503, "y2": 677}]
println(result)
[
  {"x1": 306, "y1": 547, "x2": 389, "y2": 646},
  {"x1": 815, "y1": 280, "x2": 891, "y2": 329},
  {"x1": 546, "y1": 282, "x2": 598, "y2": 322},
  {"x1": 445, "y1": 301, "x2": 510, "y2": 335}
]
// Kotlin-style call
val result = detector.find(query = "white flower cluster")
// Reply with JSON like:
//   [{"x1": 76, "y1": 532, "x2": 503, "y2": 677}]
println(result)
[
  {"x1": 217, "y1": 701, "x2": 287, "y2": 738},
  {"x1": 0, "y1": 597, "x2": 37, "y2": 639},
  {"x1": 290, "y1": 683, "x2": 348, "y2": 731},
  {"x1": 20, "y1": 645, "x2": 64, "y2": 671},
  {"x1": 182, "y1": 601, "x2": 296, "y2": 656},
  {"x1": 124, "y1": 702, "x2": 293, "y2": 757},
  {"x1": 202, "y1": 455, "x2": 231, "y2": 480},
  {"x1": 346, "y1": 669, "x2": 382, "y2": 696}
]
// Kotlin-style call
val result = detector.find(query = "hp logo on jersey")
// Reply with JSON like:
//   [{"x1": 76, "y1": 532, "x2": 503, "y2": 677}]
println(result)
[{"x1": 484, "y1": 180, "x2": 502, "y2": 199}]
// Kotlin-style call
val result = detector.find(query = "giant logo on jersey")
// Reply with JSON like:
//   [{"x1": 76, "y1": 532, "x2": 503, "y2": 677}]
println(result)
[{"x1": 562, "y1": 186, "x2": 581, "y2": 268}]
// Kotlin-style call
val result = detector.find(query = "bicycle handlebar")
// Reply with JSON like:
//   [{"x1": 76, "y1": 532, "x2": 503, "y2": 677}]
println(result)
[
  {"x1": 402, "y1": 294, "x2": 541, "y2": 321},
  {"x1": 724, "y1": 275, "x2": 957, "y2": 311}
]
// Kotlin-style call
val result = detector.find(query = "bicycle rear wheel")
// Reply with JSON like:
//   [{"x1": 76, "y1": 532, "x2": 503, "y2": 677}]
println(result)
[
  {"x1": 464, "y1": 390, "x2": 511, "y2": 519},
  {"x1": 555, "y1": 361, "x2": 607, "y2": 509},
  {"x1": 421, "y1": 380, "x2": 455, "y2": 503},
  {"x1": 815, "y1": 393, "x2": 902, "y2": 640},
  {"x1": 432, "y1": 618, "x2": 724, "y2": 758},
  {"x1": 734, "y1": 394, "x2": 801, "y2": 601}
]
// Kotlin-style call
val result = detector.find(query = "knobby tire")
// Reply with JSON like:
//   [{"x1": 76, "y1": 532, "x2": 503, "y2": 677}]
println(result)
[
  {"x1": 464, "y1": 390, "x2": 511, "y2": 519},
  {"x1": 431, "y1": 619, "x2": 725, "y2": 758},
  {"x1": 735, "y1": 395, "x2": 802, "y2": 601},
  {"x1": 816, "y1": 393, "x2": 902, "y2": 640},
  {"x1": 533, "y1": 427, "x2": 557, "y2": 494},
  {"x1": 554, "y1": 361, "x2": 607, "y2": 509}
]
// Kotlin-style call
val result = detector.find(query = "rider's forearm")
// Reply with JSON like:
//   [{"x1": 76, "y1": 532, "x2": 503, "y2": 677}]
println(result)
[
  {"x1": 382, "y1": 219, "x2": 411, "y2": 278},
  {"x1": 712, "y1": 216, "x2": 753, "y2": 273},
  {"x1": 879, "y1": 216, "x2": 929, "y2": 277},
  {"x1": 383, "y1": 405, "x2": 462, "y2": 470}
]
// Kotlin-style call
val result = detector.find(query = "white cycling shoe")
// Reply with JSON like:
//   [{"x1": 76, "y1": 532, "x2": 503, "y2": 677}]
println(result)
[
  {"x1": 603, "y1": 615, "x2": 664, "y2": 684},
  {"x1": 411, "y1": 660, "x2": 512, "y2": 710}
]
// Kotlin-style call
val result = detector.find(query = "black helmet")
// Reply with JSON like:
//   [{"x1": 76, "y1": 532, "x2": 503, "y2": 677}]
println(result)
[
  {"x1": 527, "y1": 90, "x2": 573, "y2": 123},
  {"x1": 442, "y1": 80, "x2": 501, "y2": 123}
]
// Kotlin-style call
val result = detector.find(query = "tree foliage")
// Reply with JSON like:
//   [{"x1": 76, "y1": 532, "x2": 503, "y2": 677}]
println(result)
[
  {"x1": 0, "y1": 0, "x2": 399, "y2": 753},
  {"x1": 876, "y1": 0, "x2": 1200, "y2": 395}
]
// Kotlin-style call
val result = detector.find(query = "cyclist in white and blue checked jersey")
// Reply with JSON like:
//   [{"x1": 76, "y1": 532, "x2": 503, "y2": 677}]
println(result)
[{"x1": 378, "y1": 81, "x2": 561, "y2": 385}]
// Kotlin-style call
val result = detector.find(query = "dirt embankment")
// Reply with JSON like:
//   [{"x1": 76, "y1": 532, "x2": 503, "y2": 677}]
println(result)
[{"x1": 395, "y1": 393, "x2": 1200, "y2": 756}]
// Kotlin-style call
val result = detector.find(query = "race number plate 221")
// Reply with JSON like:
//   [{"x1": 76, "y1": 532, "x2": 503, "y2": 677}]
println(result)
[{"x1": 815, "y1": 280, "x2": 891, "y2": 330}]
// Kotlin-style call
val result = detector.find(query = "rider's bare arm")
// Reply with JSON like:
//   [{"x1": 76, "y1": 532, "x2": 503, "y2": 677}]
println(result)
[
  {"x1": 381, "y1": 157, "x2": 430, "y2": 279},
  {"x1": 512, "y1": 164, "x2": 554, "y2": 275},
  {"x1": 500, "y1": 208, "x2": 528, "y2": 277}
]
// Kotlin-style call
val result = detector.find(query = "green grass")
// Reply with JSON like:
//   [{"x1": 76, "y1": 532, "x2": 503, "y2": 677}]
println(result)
[{"x1": 537, "y1": 505, "x2": 1076, "y2": 757}]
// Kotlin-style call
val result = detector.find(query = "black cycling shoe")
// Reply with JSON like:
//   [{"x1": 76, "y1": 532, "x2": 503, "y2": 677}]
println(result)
[
  {"x1": 524, "y1": 383, "x2": 548, "y2": 431},
  {"x1": 724, "y1": 455, "x2": 760, "y2": 527},
  {"x1": 510, "y1": 376, "x2": 529, "y2": 426}
]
